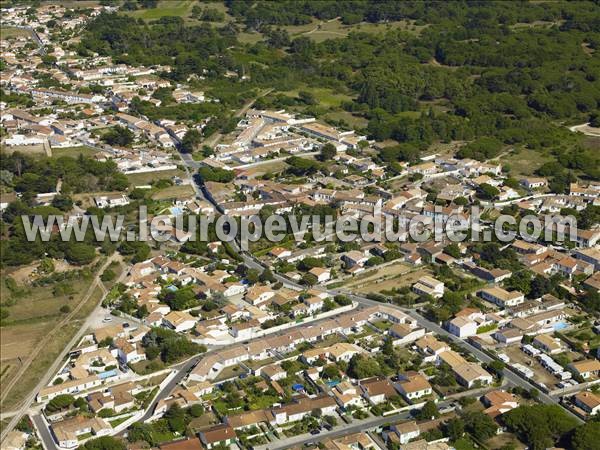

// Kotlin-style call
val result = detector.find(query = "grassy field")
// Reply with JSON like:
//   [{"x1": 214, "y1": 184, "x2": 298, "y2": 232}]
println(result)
[
  {"x1": 0, "y1": 257, "x2": 116, "y2": 412},
  {"x1": 123, "y1": 0, "x2": 237, "y2": 25},
  {"x1": 123, "y1": 0, "x2": 197, "y2": 21},
  {"x1": 1, "y1": 321, "x2": 81, "y2": 411},
  {"x1": 0, "y1": 280, "x2": 104, "y2": 412},
  {"x1": 239, "y1": 17, "x2": 427, "y2": 45},
  {"x1": 47, "y1": 0, "x2": 101, "y2": 7},
  {"x1": 283, "y1": 18, "x2": 428, "y2": 43},
  {"x1": 126, "y1": 169, "x2": 187, "y2": 186},
  {"x1": 1, "y1": 144, "x2": 48, "y2": 157},
  {"x1": 323, "y1": 110, "x2": 369, "y2": 129},
  {"x1": 280, "y1": 86, "x2": 353, "y2": 109},
  {"x1": 237, "y1": 31, "x2": 264, "y2": 45},
  {"x1": 0, "y1": 27, "x2": 32, "y2": 40},
  {"x1": 51, "y1": 145, "x2": 98, "y2": 159},
  {"x1": 243, "y1": 160, "x2": 288, "y2": 178},
  {"x1": 151, "y1": 184, "x2": 195, "y2": 201},
  {"x1": 502, "y1": 147, "x2": 554, "y2": 178},
  {"x1": 342, "y1": 263, "x2": 430, "y2": 294}
]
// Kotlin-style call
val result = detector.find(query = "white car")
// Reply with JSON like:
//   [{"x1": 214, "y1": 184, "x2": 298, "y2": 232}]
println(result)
[{"x1": 102, "y1": 316, "x2": 112, "y2": 323}]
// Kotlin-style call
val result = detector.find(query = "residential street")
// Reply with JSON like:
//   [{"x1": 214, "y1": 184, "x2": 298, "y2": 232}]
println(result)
[{"x1": 253, "y1": 401, "x2": 455, "y2": 450}]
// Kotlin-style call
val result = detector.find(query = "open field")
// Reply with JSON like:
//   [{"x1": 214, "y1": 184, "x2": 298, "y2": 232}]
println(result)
[
  {"x1": 323, "y1": 110, "x2": 369, "y2": 129},
  {"x1": 243, "y1": 160, "x2": 288, "y2": 178},
  {"x1": 583, "y1": 134, "x2": 600, "y2": 150},
  {"x1": 151, "y1": 184, "x2": 195, "y2": 201},
  {"x1": 122, "y1": 0, "x2": 236, "y2": 24},
  {"x1": 44, "y1": 0, "x2": 101, "y2": 7},
  {"x1": 486, "y1": 433, "x2": 526, "y2": 450},
  {"x1": 239, "y1": 18, "x2": 427, "y2": 45},
  {"x1": 123, "y1": 0, "x2": 196, "y2": 22},
  {"x1": 51, "y1": 145, "x2": 98, "y2": 159},
  {"x1": 126, "y1": 169, "x2": 187, "y2": 186},
  {"x1": 510, "y1": 20, "x2": 564, "y2": 31},
  {"x1": 342, "y1": 263, "x2": 429, "y2": 294},
  {"x1": 0, "y1": 27, "x2": 31, "y2": 40},
  {"x1": 280, "y1": 86, "x2": 353, "y2": 109},
  {"x1": 1, "y1": 144, "x2": 49, "y2": 157},
  {"x1": 0, "y1": 258, "x2": 115, "y2": 412},
  {"x1": 423, "y1": 140, "x2": 465, "y2": 159},
  {"x1": 237, "y1": 32, "x2": 264, "y2": 45},
  {"x1": 502, "y1": 147, "x2": 554, "y2": 178},
  {"x1": 285, "y1": 18, "x2": 427, "y2": 43}
]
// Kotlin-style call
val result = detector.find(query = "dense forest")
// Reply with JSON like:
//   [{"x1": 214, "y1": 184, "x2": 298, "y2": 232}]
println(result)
[{"x1": 78, "y1": 1, "x2": 600, "y2": 184}]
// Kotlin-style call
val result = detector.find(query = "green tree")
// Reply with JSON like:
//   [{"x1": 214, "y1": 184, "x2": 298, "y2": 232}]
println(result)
[
  {"x1": 101, "y1": 126, "x2": 134, "y2": 147},
  {"x1": 301, "y1": 272, "x2": 318, "y2": 286},
  {"x1": 81, "y1": 436, "x2": 126, "y2": 450},
  {"x1": 64, "y1": 243, "x2": 96, "y2": 265},
  {"x1": 444, "y1": 418, "x2": 465, "y2": 441},
  {"x1": 417, "y1": 400, "x2": 438, "y2": 420},
  {"x1": 197, "y1": 166, "x2": 235, "y2": 183},
  {"x1": 320, "y1": 143, "x2": 337, "y2": 161},
  {"x1": 180, "y1": 129, "x2": 202, "y2": 153},
  {"x1": 259, "y1": 268, "x2": 276, "y2": 283},
  {"x1": 347, "y1": 354, "x2": 382, "y2": 379},
  {"x1": 46, "y1": 394, "x2": 75, "y2": 413},
  {"x1": 571, "y1": 422, "x2": 600, "y2": 450},
  {"x1": 478, "y1": 183, "x2": 500, "y2": 200},
  {"x1": 503, "y1": 405, "x2": 578, "y2": 450},
  {"x1": 464, "y1": 411, "x2": 498, "y2": 441}
]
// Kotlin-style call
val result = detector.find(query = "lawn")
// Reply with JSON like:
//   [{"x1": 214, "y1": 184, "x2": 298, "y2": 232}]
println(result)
[
  {"x1": 248, "y1": 394, "x2": 280, "y2": 411},
  {"x1": 123, "y1": 1, "x2": 196, "y2": 21},
  {"x1": 109, "y1": 415, "x2": 133, "y2": 428},
  {"x1": 126, "y1": 169, "x2": 187, "y2": 186},
  {"x1": 214, "y1": 364, "x2": 246, "y2": 382},
  {"x1": 323, "y1": 111, "x2": 369, "y2": 130},
  {"x1": 279, "y1": 86, "x2": 353, "y2": 109},
  {"x1": 51, "y1": 146, "x2": 98, "y2": 159},
  {"x1": 371, "y1": 319, "x2": 393, "y2": 332},
  {"x1": 244, "y1": 160, "x2": 288, "y2": 177}
]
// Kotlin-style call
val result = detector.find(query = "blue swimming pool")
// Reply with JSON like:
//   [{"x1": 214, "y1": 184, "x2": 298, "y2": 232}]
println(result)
[{"x1": 553, "y1": 322, "x2": 568, "y2": 331}]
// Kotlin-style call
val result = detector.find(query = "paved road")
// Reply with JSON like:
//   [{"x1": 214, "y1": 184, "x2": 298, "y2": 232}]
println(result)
[
  {"x1": 336, "y1": 292, "x2": 583, "y2": 424},
  {"x1": 253, "y1": 402, "x2": 455, "y2": 450},
  {"x1": 32, "y1": 414, "x2": 57, "y2": 450},
  {"x1": 192, "y1": 157, "x2": 586, "y2": 428}
]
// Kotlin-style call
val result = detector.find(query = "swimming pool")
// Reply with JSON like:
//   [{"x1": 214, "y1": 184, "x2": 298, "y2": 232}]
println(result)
[{"x1": 553, "y1": 322, "x2": 568, "y2": 331}]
